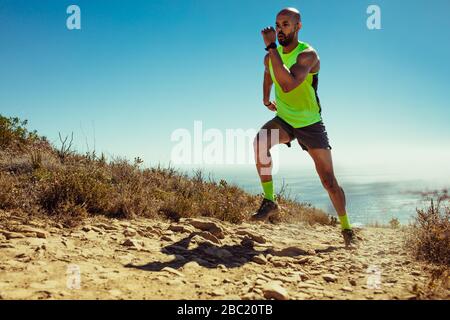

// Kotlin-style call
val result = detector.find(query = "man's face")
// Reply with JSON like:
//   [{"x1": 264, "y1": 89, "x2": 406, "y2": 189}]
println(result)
[{"x1": 275, "y1": 14, "x2": 299, "y2": 46}]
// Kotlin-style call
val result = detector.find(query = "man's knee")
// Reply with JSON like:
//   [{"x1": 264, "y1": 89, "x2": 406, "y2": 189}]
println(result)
[
  {"x1": 253, "y1": 133, "x2": 273, "y2": 153},
  {"x1": 320, "y1": 172, "x2": 339, "y2": 191}
]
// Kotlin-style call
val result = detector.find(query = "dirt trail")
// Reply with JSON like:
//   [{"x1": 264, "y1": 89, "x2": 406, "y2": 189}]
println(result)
[{"x1": 0, "y1": 212, "x2": 444, "y2": 300}]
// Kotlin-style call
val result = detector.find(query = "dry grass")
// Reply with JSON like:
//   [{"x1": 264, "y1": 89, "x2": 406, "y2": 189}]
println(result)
[
  {"x1": 406, "y1": 191, "x2": 450, "y2": 266},
  {"x1": 404, "y1": 190, "x2": 449, "y2": 298},
  {"x1": 0, "y1": 114, "x2": 331, "y2": 227}
]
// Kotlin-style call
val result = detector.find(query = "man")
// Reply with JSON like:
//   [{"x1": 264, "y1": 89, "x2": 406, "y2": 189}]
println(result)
[{"x1": 251, "y1": 8, "x2": 355, "y2": 246}]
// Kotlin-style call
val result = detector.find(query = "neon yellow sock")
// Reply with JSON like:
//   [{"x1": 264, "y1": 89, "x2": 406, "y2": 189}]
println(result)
[
  {"x1": 261, "y1": 180, "x2": 275, "y2": 202},
  {"x1": 338, "y1": 213, "x2": 352, "y2": 230}
]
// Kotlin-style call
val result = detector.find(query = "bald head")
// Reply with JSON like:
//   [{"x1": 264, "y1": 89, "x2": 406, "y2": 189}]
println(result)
[
  {"x1": 275, "y1": 8, "x2": 302, "y2": 47},
  {"x1": 277, "y1": 7, "x2": 301, "y2": 24}
]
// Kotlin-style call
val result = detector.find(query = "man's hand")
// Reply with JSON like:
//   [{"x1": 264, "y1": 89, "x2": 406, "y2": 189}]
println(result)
[
  {"x1": 264, "y1": 101, "x2": 277, "y2": 112},
  {"x1": 261, "y1": 26, "x2": 276, "y2": 47}
]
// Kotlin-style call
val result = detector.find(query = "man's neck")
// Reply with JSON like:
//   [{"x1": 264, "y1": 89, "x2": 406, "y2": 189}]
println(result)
[{"x1": 282, "y1": 39, "x2": 299, "y2": 54}]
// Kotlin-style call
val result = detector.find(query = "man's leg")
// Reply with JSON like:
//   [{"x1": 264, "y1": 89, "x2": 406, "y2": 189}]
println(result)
[
  {"x1": 307, "y1": 148, "x2": 351, "y2": 230},
  {"x1": 251, "y1": 119, "x2": 292, "y2": 221},
  {"x1": 253, "y1": 119, "x2": 292, "y2": 198}
]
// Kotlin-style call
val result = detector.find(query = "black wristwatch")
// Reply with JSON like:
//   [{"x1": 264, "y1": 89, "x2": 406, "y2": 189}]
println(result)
[
  {"x1": 264, "y1": 101, "x2": 272, "y2": 106},
  {"x1": 265, "y1": 42, "x2": 277, "y2": 51}
]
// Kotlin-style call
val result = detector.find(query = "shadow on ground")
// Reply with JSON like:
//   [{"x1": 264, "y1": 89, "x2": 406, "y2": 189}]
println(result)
[{"x1": 125, "y1": 232, "x2": 340, "y2": 271}]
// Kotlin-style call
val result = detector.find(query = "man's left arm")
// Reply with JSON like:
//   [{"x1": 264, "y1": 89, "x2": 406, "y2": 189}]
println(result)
[{"x1": 268, "y1": 48, "x2": 318, "y2": 93}]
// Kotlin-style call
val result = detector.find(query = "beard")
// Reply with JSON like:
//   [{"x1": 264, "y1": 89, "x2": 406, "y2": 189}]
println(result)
[{"x1": 278, "y1": 32, "x2": 295, "y2": 46}]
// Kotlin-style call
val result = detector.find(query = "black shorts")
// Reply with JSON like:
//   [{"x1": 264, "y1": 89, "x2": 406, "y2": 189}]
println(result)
[{"x1": 272, "y1": 116, "x2": 332, "y2": 151}]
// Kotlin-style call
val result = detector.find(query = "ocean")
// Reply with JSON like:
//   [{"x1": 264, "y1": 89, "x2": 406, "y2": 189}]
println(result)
[{"x1": 189, "y1": 166, "x2": 449, "y2": 226}]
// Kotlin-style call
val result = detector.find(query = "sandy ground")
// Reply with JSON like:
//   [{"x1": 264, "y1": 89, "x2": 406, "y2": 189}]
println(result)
[{"x1": 0, "y1": 212, "x2": 448, "y2": 300}]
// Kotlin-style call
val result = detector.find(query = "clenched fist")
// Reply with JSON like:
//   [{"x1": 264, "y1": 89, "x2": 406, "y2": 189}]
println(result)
[{"x1": 261, "y1": 26, "x2": 276, "y2": 47}]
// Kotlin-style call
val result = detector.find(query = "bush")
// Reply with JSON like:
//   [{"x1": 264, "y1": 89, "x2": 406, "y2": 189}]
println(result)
[
  {"x1": 0, "y1": 114, "x2": 39, "y2": 149},
  {"x1": 407, "y1": 192, "x2": 450, "y2": 266},
  {"x1": 1, "y1": 115, "x2": 332, "y2": 227},
  {"x1": 39, "y1": 164, "x2": 113, "y2": 216}
]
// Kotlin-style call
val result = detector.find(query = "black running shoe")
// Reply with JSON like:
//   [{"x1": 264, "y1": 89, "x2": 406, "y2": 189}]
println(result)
[
  {"x1": 342, "y1": 229, "x2": 357, "y2": 247},
  {"x1": 251, "y1": 198, "x2": 279, "y2": 221}
]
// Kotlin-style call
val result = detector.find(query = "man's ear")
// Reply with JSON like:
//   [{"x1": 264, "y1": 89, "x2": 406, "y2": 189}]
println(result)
[{"x1": 296, "y1": 22, "x2": 302, "y2": 32}]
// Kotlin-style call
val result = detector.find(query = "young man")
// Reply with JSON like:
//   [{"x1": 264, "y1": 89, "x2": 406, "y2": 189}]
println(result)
[{"x1": 252, "y1": 8, "x2": 355, "y2": 246}]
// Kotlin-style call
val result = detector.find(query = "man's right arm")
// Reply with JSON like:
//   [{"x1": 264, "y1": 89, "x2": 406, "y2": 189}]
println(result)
[{"x1": 263, "y1": 54, "x2": 276, "y2": 111}]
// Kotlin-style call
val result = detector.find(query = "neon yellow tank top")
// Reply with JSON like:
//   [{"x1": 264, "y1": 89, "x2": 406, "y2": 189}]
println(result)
[{"x1": 268, "y1": 41, "x2": 322, "y2": 128}]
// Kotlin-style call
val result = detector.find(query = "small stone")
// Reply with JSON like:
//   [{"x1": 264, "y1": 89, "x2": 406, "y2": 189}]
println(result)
[
  {"x1": 236, "y1": 230, "x2": 266, "y2": 244},
  {"x1": 411, "y1": 270, "x2": 421, "y2": 276},
  {"x1": 211, "y1": 289, "x2": 226, "y2": 296},
  {"x1": 252, "y1": 255, "x2": 268, "y2": 265},
  {"x1": 94, "y1": 223, "x2": 118, "y2": 231},
  {"x1": 322, "y1": 274, "x2": 338, "y2": 283},
  {"x1": 82, "y1": 226, "x2": 91, "y2": 232},
  {"x1": 182, "y1": 261, "x2": 201, "y2": 271},
  {"x1": 168, "y1": 224, "x2": 195, "y2": 234},
  {"x1": 121, "y1": 239, "x2": 140, "y2": 248},
  {"x1": 161, "y1": 267, "x2": 185, "y2": 277},
  {"x1": 272, "y1": 246, "x2": 315, "y2": 257},
  {"x1": 341, "y1": 286, "x2": 353, "y2": 292},
  {"x1": 0, "y1": 230, "x2": 25, "y2": 240},
  {"x1": 186, "y1": 219, "x2": 225, "y2": 239},
  {"x1": 197, "y1": 231, "x2": 221, "y2": 245},
  {"x1": 262, "y1": 282, "x2": 289, "y2": 300},
  {"x1": 123, "y1": 228, "x2": 137, "y2": 237},
  {"x1": 161, "y1": 235, "x2": 173, "y2": 242},
  {"x1": 349, "y1": 279, "x2": 357, "y2": 286}
]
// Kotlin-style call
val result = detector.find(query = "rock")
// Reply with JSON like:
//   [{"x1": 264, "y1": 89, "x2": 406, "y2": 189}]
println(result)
[
  {"x1": 252, "y1": 254, "x2": 268, "y2": 265},
  {"x1": 236, "y1": 230, "x2": 266, "y2": 244},
  {"x1": 123, "y1": 228, "x2": 137, "y2": 237},
  {"x1": 349, "y1": 279, "x2": 357, "y2": 286},
  {"x1": 295, "y1": 257, "x2": 311, "y2": 265},
  {"x1": 168, "y1": 224, "x2": 195, "y2": 234},
  {"x1": 210, "y1": 289, "x2": 226, "y2": 297},
  {"x1": 217, "y1": 264, "x2": 228, "y2": 272},
  {"x1": 241, "y1": 293, "x2": 257, "y2": 300},
  {"x1": 161, "y1": 267, "x2": 185, "y2": 277},
  {"x1": 271, "y1": 259, "x2": 286, "y2": 268},
  {"x1": 161, "y1": 235, "x2": 173, "y2": 242},
  {"x1": 90, "y1": 226, "x2": 103, "y2": 233},
  {"x1": 182, "y1": 261, "x2": 201, "y2": 271},
  {"x1": 186, "y1": 219, "x2": 225, "y2": 239},
  {"x1": 82, "y1": 226, "x2": 92, "y2": 232},
  {"x1": 197, "y1": 231, "x2": 221, "y2": 245},
  {"x1": 121, "y1": 239, "x2": 141, "y2": 248},
  {"x1": 16, "y1": 226, "x2": 49, "y2": 239},
  {"x1": 272, "y1": 246, "x2": 315, "y2": 257},
  {"x1": 322, "y1": 274, "x2": 338, "y2": 283},
  {"x1": 255, "y1": 279, "x2": 267, "y2": 286},
  {"x1": 341, "y1": 286, "x2": 353, "y2": 292},
  {"x1": 262, "y1": 282, "x2": 289, "y2": 300},
  {"x1": 0, "y1": 230, "x2": 25, "y2": 240},
  {"x1": 0, "y1": 243, "x2": 15, "y2": 249},
  {"x1": 411, "y1": 270, "x2": 421, "y2": 276},
  {"x1": 94, "y1": 223, "x2": 118, "y2": 231}
]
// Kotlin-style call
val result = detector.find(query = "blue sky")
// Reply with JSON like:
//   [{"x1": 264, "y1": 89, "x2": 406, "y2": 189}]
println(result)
[{"x1": 1, "y1": 0, "x2": 449, "y2": 179}]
